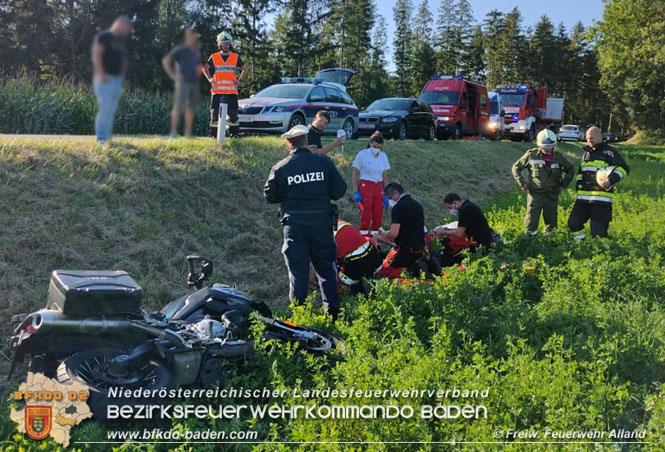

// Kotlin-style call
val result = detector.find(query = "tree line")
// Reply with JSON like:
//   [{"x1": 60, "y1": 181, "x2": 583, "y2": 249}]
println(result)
[{"x1": 1, "y1": 0, "x2": 662, "y2": 139}]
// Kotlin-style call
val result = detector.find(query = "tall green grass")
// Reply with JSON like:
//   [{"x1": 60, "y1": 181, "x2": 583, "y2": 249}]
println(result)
[{"x1": 0, "y1": 74, "x2": 209, "y2": 135}]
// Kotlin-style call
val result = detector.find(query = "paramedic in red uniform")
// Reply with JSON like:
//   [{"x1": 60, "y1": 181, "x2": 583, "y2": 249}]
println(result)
[
  {"x1": 373, "y1": 182, "x2": 425, "y2": 278},
  {"x1": 334, "y1": 220, "x2": 384, "y2": 292},
  {"x1": 352, "y1": 132, "x2": 390, "y2": 235}
]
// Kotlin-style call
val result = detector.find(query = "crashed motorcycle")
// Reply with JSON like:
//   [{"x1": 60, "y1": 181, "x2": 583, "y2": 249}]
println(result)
[{"x1": 8, "y1": 256, "x2": 344, "y2": 418}]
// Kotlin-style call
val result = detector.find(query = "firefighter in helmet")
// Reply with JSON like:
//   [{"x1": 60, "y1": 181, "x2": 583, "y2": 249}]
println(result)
[
  {"x1": 567, "y1": 126, "x2": 629, "y2": 239},
  {"x1": 512, "y1": 129, "x2": 575, "y2": 234},
  {"x1": 203, "y1": 32, "x2": 247, "y2": 137}
]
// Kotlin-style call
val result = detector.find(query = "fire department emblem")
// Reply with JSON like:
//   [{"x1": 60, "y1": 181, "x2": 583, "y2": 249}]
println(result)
[{"x1": 25, "y1": 406, "x2": 52, "y2": 440}]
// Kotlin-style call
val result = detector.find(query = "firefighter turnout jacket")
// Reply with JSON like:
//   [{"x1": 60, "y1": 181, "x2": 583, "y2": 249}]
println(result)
[
  {"x1": 575, "y1": 142, "x2": 629, "y2": 204},
  {"x1": 512, "y1": 148, "x2": 575, "y2": 195}
]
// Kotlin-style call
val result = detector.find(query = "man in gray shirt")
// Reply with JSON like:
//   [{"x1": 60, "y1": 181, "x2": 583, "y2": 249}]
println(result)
[{"x1": 162, "y1": 28, "x2": 202, "y2": 138}]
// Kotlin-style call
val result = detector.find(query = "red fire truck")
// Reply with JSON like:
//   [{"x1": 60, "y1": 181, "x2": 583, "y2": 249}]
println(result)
[
  {"x1": 494, "y1": 84, "x2": 564, "y2": 142},
  {"x1": 418, "y1": 76, "x2": 492, "y2": 140}
]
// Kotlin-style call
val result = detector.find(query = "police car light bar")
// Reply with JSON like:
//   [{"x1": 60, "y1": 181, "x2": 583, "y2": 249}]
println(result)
[
  {"x1": 430, "y1": 75, "x2": 464, "y2": 80},
  {"x1": 281, "y1": 77, "x2": 323, "y2": 84}
]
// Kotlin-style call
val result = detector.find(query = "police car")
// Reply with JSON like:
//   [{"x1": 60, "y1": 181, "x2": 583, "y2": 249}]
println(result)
[{"x1": 238, "y1": 68, "x2": 359, "y2": 138}]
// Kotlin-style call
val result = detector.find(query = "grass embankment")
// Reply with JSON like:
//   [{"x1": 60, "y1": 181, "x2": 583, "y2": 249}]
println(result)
[
  {"x1": 2, "y1": 135, "x2": 665, "y2": 450},
  {"x1": 0, "y1": 135, "x2": 538, "y2": 316}
]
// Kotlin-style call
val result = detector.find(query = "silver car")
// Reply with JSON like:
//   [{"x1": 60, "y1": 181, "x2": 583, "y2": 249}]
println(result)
[{"x1": 238, "y1": 69, "x2": 358, "y2": 138}]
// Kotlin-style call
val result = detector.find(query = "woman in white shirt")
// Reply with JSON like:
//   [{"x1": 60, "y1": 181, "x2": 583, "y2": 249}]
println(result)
[{"x1": 352, "y1": 132, "x2": 391, "y2": 235}]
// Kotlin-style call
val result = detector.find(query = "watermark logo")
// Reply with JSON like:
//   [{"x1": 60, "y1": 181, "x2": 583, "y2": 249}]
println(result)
[
  {"x1": 25, "y1": 406, "x2": 52, "y2": 440},
  {"x1": 10, "y1": 372, "x2": 92, "y2": 447}
]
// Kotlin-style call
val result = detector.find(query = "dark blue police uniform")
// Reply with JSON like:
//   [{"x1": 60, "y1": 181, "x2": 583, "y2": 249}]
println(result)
[{"x1": 264, "y1": 147, "x2": 347, "y2": 318}]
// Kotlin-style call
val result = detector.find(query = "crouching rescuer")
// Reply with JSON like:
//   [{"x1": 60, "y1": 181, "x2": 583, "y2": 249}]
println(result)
[
  {"x1": 334, "y1": 220, "x2": 384, "y2": 293},
  {"x1": 373, "y1": 183, "x2": 426, "y2": 279},
  {"x1": 203, "y1": 32, "x2": 247, "y2": 137},
  {"x1": 264, "y1": 125, "x2": 347, "y2": 321},
  {"x1": 567, "y1": 126, "x2": 629, "y2": 239},
  {"x1": 512, "y1": 129, "x2": 574, "y2": 234}
]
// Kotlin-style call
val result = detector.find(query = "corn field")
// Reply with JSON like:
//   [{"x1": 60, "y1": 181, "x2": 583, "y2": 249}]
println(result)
[{"x1": 0, "y1": 75, "x2": 210, "y2": 136}]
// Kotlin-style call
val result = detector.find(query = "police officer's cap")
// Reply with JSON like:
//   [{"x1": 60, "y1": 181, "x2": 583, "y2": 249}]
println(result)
[{"x1": 281, "y1": 125, "x2": 309, "y2": 142}]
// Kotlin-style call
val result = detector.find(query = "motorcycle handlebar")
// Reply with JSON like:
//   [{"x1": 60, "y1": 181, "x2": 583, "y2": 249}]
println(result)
[{"x1": 186, "y1": 256, "x2": 214, "y2": 289}]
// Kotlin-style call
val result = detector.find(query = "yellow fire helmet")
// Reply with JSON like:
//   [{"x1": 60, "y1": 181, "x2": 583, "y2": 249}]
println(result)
[
  {"x1": 536, "y1": 129, "x2": 557, "y2": 149},
  {"x1": 596, "y1": 165, "x2": 618, "y2": 188},
  {"x1": 217, "y1": 32, "x2": 232, "y2": 44}
]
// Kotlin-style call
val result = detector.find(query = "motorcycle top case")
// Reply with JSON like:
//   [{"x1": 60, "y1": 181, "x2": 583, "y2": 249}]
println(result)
[{"x1": 47, "y1": 270, "x2": 143, "y2": 315}]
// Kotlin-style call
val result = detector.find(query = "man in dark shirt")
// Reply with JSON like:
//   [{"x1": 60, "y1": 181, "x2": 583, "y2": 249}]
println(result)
[
  {"x1": 264, "y1": 125, "x2": 347, "y2": 321},
  {"x1": 91, "y1": 16, "x2": 132, "y2": 144},
  {"x1": 374, "y1": 182, "x2": 425, "y2": 278},
  {"x1": 162, "y1": 28, "x2": 202, "y2": 138},
  {"x1": 307, "y1": 110, "x2": 345, "y2": 155},
  {"x1": 434, "y1": 193, "x2": 493, "y2": 249}
]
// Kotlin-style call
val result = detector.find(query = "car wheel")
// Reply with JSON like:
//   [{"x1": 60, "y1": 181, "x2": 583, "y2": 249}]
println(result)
[
  {"x1": 453, "y1": 124, "x2": 462, "y2": 140},
  {"x1": 494, "y1": 129, "x2": 501, "y2": 141},
  {"x1": 425, "y1": 124, "x2": 435, "y2": 141},
  {"x1": 396, "y1": 122, "x2": 407, "y2": 140},
  {"x1": 288, "y1": 113, "x2": 305, "y2": 129},
  {"x1": 342, "y1": 118, "x2": 354, "y2": 140}
]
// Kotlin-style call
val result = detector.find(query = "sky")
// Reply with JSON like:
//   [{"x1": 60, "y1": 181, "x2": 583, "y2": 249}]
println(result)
[
  {"x1": 377, "y1": 0, "x2": 605, "y2": 31},
  {"x1": 376, "y1": 0, "x2": 605, "y2": 67}
]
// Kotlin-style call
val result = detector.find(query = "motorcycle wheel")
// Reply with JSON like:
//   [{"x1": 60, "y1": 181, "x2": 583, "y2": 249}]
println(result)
[
  {"x1": 57, "y1": 348, "x2": 172, "y2": 422},
  {"x1": 266, "y1": 326, "x2": 347, "y2": 355}
]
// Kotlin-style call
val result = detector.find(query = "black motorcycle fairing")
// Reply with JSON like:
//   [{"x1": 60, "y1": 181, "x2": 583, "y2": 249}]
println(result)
[{"x1": 162, "y1": 285, "x2": 271, "y2": 323}]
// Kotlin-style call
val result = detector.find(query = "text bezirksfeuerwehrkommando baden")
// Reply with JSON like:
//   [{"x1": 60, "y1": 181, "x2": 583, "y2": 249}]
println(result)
[
  {"x1": 106, "y1": 386, "x2": 490, "y2": 420},
  {"x1": 107, "y1": 386, "x2": 490, "y2": 400},
  {"x1": 107, "y1": 403, "x2": 488, "y2": 420}
]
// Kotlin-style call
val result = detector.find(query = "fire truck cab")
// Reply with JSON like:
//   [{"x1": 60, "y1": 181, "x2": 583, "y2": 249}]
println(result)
[
  {"x1": 419, "y1": 76, "x2": 491, "y2": 140},
  {"x1": 495, "y1": 84, "x2": 563, "y2": 142}
]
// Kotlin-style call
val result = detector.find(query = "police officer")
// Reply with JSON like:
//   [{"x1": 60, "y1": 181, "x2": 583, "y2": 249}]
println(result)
[
  {"x1": 567, "y1": 126, "x2": 629, "y2": 239},
  {"x1": 512, "y1": 129, "x2": 575, "y2": 234},
  {"x1": 203, "y1": 32, "x2": 247, "y2": 137},
  {"x1": 264, "y1": 125, "x2": 347, "y2": 320}
]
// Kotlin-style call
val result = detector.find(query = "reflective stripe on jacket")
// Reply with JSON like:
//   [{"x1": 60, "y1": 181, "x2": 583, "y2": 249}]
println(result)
[
  {"x1": 575, "y1": 143, "x2": 629, "y2": 204},
  {"x1": 211, "y1": 52, "x2": 238, "y2": 95}
]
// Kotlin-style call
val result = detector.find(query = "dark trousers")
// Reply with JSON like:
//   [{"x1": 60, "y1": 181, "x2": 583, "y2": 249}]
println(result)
[
  {"x1": 210, "y1": 93, "x2": 239, "y2": 136},
  {"x1": 281, "y1": 215, "x2": 339, "y2": 314},
  {"x1": 340, "y1": 246, "x2": 384, "y2": 281},
  {"x1": 378, "y1": 247, "x2": 423, "y2": 278},
  {"x1": 567, "y1": 200, "x2": 612, "y2": 238}
]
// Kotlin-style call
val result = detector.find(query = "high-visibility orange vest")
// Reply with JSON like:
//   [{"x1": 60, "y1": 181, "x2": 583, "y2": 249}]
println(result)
[{"x1": 210, "y1": 52, "x2": 238, "y2": 95}]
